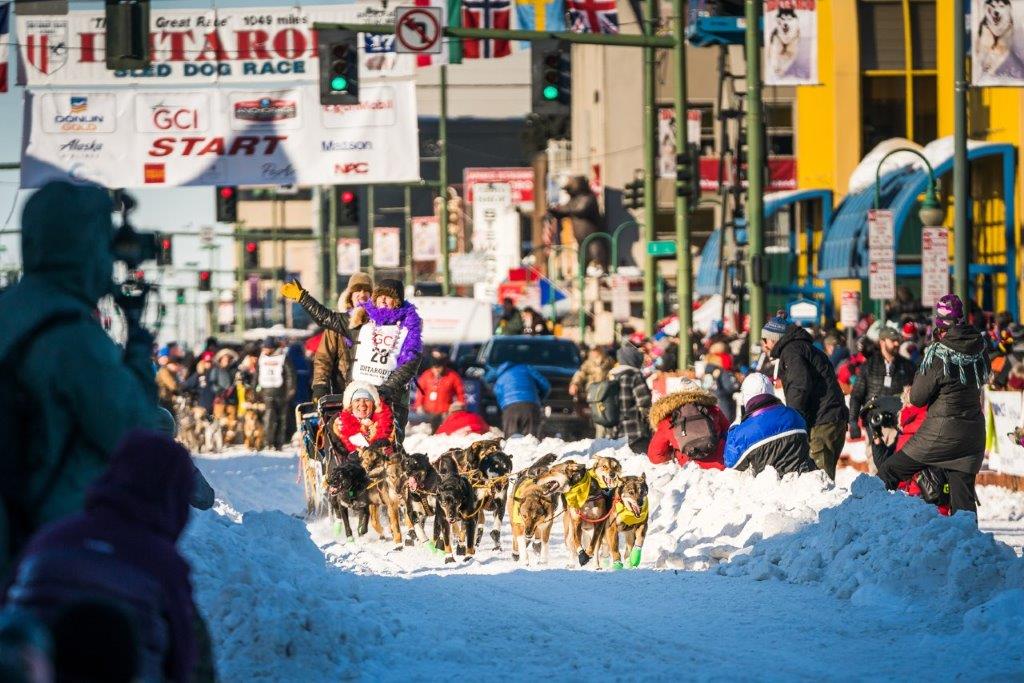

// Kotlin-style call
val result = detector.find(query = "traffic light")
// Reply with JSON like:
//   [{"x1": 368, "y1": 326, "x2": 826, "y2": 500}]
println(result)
[
  {"x1": 198, "y1": 270, "x2": 212, "y2": 292},
  {"x1": 216, "y1": 186, "x2": 237, "y2": 223},
  {"x1": 532, "y1": 39, "x2": 570, "y2": 114},
  {"x1": 338, "y1": 188, "x2": 359, "y2": 225},
  {"x1": 676, "y1": 143, "x2": 701, "y2": 206},
  {"x1": 105, "y1": 0, "x2": 150, "y2": 71},
  {"x1": 176, "y1": 288, "x2": 186, "y2": 304},
  {"x1": 156, "y1": 234, "x2": 173, "y2": 266},
  {"x1": 244, "y1": 241, "x2": 260, "y2": 269},
  {"x1": 623, "y1": 173, "x2": 645, "y2": 210},
  {"x1": 318, "y1": 29, "x2": 360, "y2": 105}
]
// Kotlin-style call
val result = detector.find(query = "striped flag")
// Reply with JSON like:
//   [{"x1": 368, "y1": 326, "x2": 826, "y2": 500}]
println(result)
[
  {"x1": 461, "y1": 0, "x2": 512, "y2": 59},
  {"x1": 566, "y1": 0, "x2": 619, "y2": 33},
  {"x1": 515, "y1": 0, "x2": 566, "y2": 31},
  {"x1": 412, "y1": 0, "x2": 464, "y2": 66},
  {"x1": 0, "y1": 2, "x2": 10, "y2": 92}
]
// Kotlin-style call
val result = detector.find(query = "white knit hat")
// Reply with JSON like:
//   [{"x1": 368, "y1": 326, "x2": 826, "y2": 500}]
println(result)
[
  {"x1": 740, "y1": 373, "x2": 775, "y2": 408},
  {"x1": 343, "y1": 381, "x2": 381, "y2": 410}
]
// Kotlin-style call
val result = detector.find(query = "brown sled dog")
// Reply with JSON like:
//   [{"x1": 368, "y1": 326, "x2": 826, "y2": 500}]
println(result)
[
  {"x1": 602, "y1": 474, "x2": 650, "y2": 569},
  {"x1": 536, "y1": 458, "x2": 620, "y2": 567}
]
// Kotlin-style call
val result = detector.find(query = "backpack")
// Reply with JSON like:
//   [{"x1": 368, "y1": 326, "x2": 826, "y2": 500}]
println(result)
[
  {"x1": 586, "y1": 379, "x2": 620, "y2": 428},
  {"x1": 671, "y1": 402, "x2": 719, "y2": 460},
  {"x1": 0, "y1": 311, "x2": 85, "y2": 576}
]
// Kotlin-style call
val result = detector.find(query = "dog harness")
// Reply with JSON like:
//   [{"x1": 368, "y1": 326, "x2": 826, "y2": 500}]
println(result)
[
  {"x1": 563, "y1": 471, "x2": 594, "y2": 510},
  {"x1": 614, "y1": 498, "x2": 649, "y2": 526}
]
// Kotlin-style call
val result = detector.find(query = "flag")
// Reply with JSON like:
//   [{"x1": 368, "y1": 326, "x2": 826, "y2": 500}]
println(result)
[
  {"x1": 0, "y1": 2, "x2": 10, "y2": 93},
  {"x1": 566, "y1": 0, "x2": 619, "y2": 34},
  {"x1": 461, "y1": 0, "x2": 512, "y2": 59},
  {"x1": 411, "y1": 0, "x2": 464, "y2": 66},
  {"x1": 515, "y1": 0, "x2": 566, "y2": 31}
]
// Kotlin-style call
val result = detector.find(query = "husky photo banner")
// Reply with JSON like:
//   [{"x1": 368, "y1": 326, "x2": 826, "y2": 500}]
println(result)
[
  {"x1": 972, "y1": 0, "x2": 1024, "y2": 85},
  {"x1": 18, "y1": 4, "x2": 420, "y2": 188},
  {"x1": 762, "y1": 0, "x2": 817, "y2": 86}
]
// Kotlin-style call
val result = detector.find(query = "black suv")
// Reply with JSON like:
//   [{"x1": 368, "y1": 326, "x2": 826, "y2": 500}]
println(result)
[{"x1": 467, "y1": 336, "x2": 593, "y2": 440}]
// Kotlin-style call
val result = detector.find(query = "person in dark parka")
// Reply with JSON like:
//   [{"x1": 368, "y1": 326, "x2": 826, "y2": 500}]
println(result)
[
  {"x1": 849, "y1": 326, "x2": 916, "y2": 466},
  {"x1": 762, "y1": 315, "x2": 849, "y2": 480},
  {"x1": 5, "y1": 430, "x2": 198, "y2": 682},
  {"x1": 0, "y1": 182, "x2": 161, "y2": 579},
  {"x1": 877, "y1": 295, "x2": 989, "y2": 515}
]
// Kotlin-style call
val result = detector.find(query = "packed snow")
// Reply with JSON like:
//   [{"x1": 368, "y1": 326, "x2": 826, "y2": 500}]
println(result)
[{"x1": 183, "y1": 433, "x2": 1024, "y2": 681}]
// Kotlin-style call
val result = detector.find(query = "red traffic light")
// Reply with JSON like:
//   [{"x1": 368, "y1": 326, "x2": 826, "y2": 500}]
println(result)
[
  {"x1": 199, "y1": 270, "x2": 211, "y2": 280},
  {"x1": 218, "y1": 186, "x2": 235, "y2": 199},
  {"x1": 245, "y1": 241, "x2": 257, "y2": 253},
  {"x1": 161, "y1": 238, "x2": 171, "y2": 249},
  {"x1": 340, "y1": 190, "x2": 356, "y2": 204}
]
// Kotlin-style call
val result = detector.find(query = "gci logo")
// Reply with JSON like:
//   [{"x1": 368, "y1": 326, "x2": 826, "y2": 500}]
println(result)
[{"x1": 152, "y1": 107, "x2": 200, "y2": 131}]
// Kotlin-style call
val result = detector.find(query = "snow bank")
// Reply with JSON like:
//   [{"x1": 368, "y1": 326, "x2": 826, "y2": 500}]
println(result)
[{"x1": 182, "y1": 509, "x2": 370, "y2": 681}]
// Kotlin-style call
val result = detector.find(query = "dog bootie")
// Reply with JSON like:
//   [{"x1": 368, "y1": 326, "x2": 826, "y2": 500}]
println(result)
[
  {"x1": 332, "y1": 521, "x2": 343, "y2": 537},
  {"x1": 612, "y1": 561, "x2": 624, "y2": 571},
  {"x1": 629, "y1": 547, "x2": 642, "y2": 568},
  {"x1": 578, "y1": 550, "x2": 591, "y2": 567}
]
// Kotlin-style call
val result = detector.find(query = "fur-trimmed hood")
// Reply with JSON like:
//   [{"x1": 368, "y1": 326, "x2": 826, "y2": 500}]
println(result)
[{"x1": 648, "y1": 387, "x2": 718, "y2": 429}]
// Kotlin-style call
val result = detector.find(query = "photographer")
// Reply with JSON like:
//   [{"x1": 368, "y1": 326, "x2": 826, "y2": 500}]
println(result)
[
  {"x1": 849, "y1": 326, "x2": 915, "y2": 467},
  {"x1": 0, "y1": 181, "x2": 161, "y2": 579}
]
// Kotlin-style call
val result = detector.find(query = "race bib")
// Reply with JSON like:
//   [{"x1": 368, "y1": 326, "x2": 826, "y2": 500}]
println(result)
[{"x1": 352, "y1": 323, "x2": 408, "y2": 386}]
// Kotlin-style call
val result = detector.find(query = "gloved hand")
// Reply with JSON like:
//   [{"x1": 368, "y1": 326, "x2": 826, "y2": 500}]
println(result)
[
  {"x1": 311, "y1": 384, "x2": 329, "y2": 402},
  {"x1": 114, "y1": 280, "x2": 149, "y2": 328},
  {"x1": 849, "y1": 423, "x2": 862, "y2": 440},
  {"x1": 280, "y1": 280, "x2": 304, "y2": 301}
]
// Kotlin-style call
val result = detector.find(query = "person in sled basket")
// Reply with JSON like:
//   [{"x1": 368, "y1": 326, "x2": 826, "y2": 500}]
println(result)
[
  {"x1": 281, "y1": 278, "x2": 424, "y2": 443},
  {"x1": 334, "y1": 382, "x2": 395, "y2": 455}
]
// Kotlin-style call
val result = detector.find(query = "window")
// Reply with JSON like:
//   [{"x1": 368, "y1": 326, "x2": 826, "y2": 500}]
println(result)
[
  {"x1": 765, "y1": 102, "x2": 794, "y2": 156},
  {"x1": 688, "y1": 102, "x2": 717, "y2": 156},
  {"x1": 859, "y1": 0, "x2": 937, "y2": 152}
]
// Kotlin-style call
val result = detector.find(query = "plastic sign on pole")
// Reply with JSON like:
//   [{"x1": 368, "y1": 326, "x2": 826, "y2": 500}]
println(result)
[
  {"x1": 840, "y1": 290, "x2": 860, "y2": 329},
  {"x1": 867, "y1": 209, "x2": 895, "y2": 300},
  {"x1": 921, "y1": 227, "x2": 950, "y2": 308}
]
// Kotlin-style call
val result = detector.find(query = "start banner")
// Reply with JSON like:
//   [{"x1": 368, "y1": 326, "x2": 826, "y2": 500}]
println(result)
[
  {"x1": 21, "y1": 83, "x2": 419, "y2": 188},
  {"x1": 16, "y1": 4, "x2": 411, "y2": 87}
]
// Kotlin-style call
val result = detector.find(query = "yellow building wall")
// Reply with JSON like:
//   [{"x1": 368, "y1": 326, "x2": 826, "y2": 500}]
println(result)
[{"x1": 798, "y1": 0, "x2": 1022, "y2": 315}]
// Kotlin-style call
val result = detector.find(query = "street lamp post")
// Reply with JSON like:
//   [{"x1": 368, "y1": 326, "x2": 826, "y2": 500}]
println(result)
[{"x1": 872, "y1": 147, "x2": 946, "y2": 317}]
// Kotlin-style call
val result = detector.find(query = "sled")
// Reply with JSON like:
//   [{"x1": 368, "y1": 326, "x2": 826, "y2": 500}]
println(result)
[{"x1": 296, "y1": 401, "x2": 325, "y2": 518}]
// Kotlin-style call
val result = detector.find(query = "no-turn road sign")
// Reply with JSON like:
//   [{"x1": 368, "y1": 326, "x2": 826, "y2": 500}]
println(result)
[{"x1": 395, "y1": 7, "x2": 443, "y2": 54}]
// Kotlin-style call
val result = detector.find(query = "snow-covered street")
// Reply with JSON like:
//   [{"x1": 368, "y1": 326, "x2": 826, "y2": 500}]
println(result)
[{"x1": 185, "y1": 434, "x2": 1024, "y2": 681}]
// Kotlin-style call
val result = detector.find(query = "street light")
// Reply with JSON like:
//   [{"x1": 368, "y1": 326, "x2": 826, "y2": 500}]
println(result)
[{"x1": 872, "y1": 147, "x2": 944, "y2": 227}]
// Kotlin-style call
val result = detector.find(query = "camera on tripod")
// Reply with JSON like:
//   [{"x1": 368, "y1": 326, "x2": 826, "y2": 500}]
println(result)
[{"x1": 110, "y1": 190, "x2": 158, "y2": 270}]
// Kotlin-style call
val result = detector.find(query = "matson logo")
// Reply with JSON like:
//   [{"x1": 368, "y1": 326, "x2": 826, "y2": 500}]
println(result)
[
  {"x1": 333, "y1": 162, "x2": 369, "y2": 175},
  {"x1": 234, "y1": 98, "x2": 297, "y2": 122}
]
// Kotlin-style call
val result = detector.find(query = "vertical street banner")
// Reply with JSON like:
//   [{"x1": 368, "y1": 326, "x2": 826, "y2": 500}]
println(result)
[
  {"x1": 337, "y1": 238, "x2": 362, "y2": 275},
  {"x1": 18, "y1": 4, "x2": 420, "y2": 188},
  {"x1": 972, "y1": 0, "x2": 1024, "y2": 85},
  {"x1": 412, "y1": 216, "x2": 441, "y2": 260},
  {"x1": 657, "y1": 107, "x2": 675, "y2": 179},
  {"x1": 763, "y1": 0, "x2": 817, "y2": 86},
  {"x1": 867, "y1": 209, "x2": 896, "y2": 300},
  {"x1": 373, "y1": 228, "x2": 402, "y2": 268},
  {"x1": 921, "y1": 227, "x2": 950, "y2": 308},
  {"x1": 0, "y1": 3, "x2": 9, "y2": 93},
  {"x1": 471, "y1": 183, "x2": 519, "y2": 302}
]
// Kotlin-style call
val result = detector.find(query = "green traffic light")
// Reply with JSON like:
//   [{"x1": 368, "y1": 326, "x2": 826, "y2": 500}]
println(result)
[
  {"x1": 542, "y1": 85, "x2": 559, "y2": 101},
  {"x1": 330, "y1": 75, "x2": 349, "y2": 92}
]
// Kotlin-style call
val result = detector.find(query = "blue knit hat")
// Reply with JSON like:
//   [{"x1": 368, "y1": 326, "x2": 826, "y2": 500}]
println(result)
[{"x1": 761, "y1": 311, "x2": 789, "y2": 343}]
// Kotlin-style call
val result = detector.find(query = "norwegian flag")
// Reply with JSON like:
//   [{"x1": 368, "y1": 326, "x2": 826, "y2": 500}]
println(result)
[
  {"x1": 0, "y1": 3, "x2": 9, "y2": 92},
  {"x1": 566, "y1": 0, "x2": 619, "y2": 34},
  {"x1": 461, "y1": 0, "x2": 512, "y2": 59}
]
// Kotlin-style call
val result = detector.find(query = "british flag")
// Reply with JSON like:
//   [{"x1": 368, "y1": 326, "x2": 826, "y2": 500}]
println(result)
[
  {"x1": 566, "y1": 0, "x2": 619, "y2": 34},
  {"x1": 461, "y1": 0, "x2": 512, "y2": 59}
]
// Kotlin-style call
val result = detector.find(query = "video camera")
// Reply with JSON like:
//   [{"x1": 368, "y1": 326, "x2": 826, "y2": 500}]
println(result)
[
  {"x1": 109, "y1": 190, "x2": 158, "y2": 270},
  {"x1": 861, "y1": 394, "x2": 903, "y2": 432}
]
